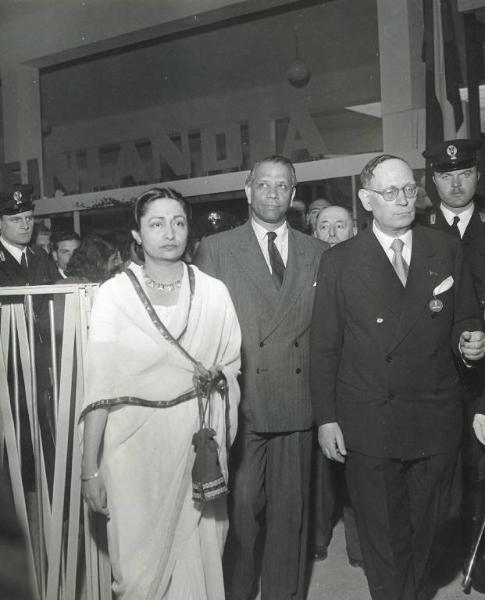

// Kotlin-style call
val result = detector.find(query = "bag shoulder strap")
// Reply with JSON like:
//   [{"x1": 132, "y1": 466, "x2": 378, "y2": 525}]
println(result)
[{"x1": 123, "y1": 265, "x2": 198, "y2": 367}]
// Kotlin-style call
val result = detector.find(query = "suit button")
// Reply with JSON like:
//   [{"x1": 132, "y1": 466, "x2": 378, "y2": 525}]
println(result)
[
  {"x1": 385, "y1": 355, "x2": 393, "y2": 363},
  {"x1": 296, "y1": 368, "x2": 301, "y2": 374},
  {"x1": 294, "y1": 341, "x2": 299, "y2": 347},
  {"x1": 259, "y1": 342, "x2": 264, "y2": 348},
  {"x1": 388, "y1": 392, "x2": 394, "y2": 400},
  {"x1": 256, "y1": 368, "x2": 260, "y2": 374}
]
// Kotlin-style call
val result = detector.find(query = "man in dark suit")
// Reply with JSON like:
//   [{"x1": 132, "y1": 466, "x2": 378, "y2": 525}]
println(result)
[
  {"x1": 422, "y1": 138, "x2": 485, "y2": 589},
  {"x1": 195, "y1": 155, "x2": 327, "y2": 600},
  {"x1": 310, "y1": 154, "x2": 485, "y2": 600}
]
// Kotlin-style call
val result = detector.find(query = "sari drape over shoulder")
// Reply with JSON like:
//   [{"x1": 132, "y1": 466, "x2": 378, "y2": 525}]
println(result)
[{"x1": 80, "y1": 263, "x2": 241, "y2": 600}]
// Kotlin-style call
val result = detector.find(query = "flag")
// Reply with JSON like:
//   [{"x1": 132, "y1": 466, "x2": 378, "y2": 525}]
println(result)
[{"x1": 423, "y1": 0, "x2": 467, "y2": 145}]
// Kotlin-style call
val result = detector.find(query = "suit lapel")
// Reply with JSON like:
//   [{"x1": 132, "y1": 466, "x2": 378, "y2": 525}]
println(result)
[
  {"x1": 261, "y1": 228, "x2": 314, "y2": 338},
  {"x1": 228, "y1": 221, "x2": 280, "y2": 306},
  {"x1": 388, "y1": 226, "x2": 443, "y2": 352},
  {"x1": 351, "y1": 229, "x2": 404, "y2": 318}
]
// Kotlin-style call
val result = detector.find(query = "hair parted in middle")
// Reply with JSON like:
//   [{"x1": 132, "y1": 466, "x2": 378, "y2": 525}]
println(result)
[{"x1": 133, "y1": 187, "x2": 192, "y2": 230}]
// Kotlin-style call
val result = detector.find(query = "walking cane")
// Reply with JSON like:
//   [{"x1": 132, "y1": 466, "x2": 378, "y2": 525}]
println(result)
[{"x1": 463, "y1": 514, "x2": 485, "y2": 593}]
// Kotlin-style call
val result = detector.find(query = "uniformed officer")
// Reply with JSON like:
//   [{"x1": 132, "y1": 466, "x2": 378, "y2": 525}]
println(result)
[
  {"x1": 0, "y1": 183, "x2": 58, "y2": 287},
  {"x1": 0, "y1": 183, "x2": 58, "y2": 492},
  {"x1": 422, "y1": 138, "x2": 485, "y2": 591}
]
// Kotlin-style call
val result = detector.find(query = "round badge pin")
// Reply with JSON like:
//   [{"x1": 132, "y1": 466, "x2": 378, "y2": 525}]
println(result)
[{"x1": 429, "y1": 298, "x2": 443, "y2": 313}]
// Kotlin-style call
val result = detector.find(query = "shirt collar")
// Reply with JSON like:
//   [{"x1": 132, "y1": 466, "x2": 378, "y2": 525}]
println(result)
[
  {"x1": 251, "y1": 218, "x2": 288, "y2": 242},
  {"x1": 372, "y1": 221, "x2": 412, "y2": 252},
  {"x1": 440, "y1": 202, "x2": 475, "y2": 229},
  {"x1": 0, "y1": 236, "x2": 28, "y2": 264}
]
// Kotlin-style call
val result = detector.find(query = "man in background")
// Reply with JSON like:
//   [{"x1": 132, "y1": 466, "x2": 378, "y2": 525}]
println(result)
[
  {"x1": 310, "y1": 203, "x2": 362, "y2": 568},
  {"x1": 307, "y1": 197, "x2": 331, "y2": 234},
  {"x1": 313, "y1": 205, "x2": 355, "y2": 246},
  {"x1": 0, "y1": 185, "x2": 58, "y2": 287},
  {"x1": 422, "y1": 138, "x2": 485, "y2": 591},
  {"x1": 51, "y1": 231, "x2": 81, "y2": 279},
  {"x1": 0, "y1": 184, "x2": 58, "y2": 493}
]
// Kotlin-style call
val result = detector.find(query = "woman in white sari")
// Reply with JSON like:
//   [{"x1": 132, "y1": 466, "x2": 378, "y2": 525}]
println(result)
[{"x1": 80, "y1": 188, "x2": 241, "y2": 600}]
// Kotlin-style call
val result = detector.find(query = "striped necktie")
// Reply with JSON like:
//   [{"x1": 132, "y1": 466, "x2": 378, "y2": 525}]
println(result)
[{"x1": 267, "y1": 231, "x2": 285, "y2": 288}]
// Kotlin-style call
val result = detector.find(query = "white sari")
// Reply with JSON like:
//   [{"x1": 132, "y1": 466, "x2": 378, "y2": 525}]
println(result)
[{"x1": 80, "y1": 263, "x2": 241, "y2": 600}]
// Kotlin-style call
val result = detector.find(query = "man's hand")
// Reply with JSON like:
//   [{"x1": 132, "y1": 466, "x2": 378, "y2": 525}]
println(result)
[
  {"x1": 460, "y1": 331, "x2": 485, "y2": 362},
  {"x1": 318, "y1": 422, "x2": 347, "y2": 463},
  {"x1": 473, "y1": 414, "x2": 485, "y2": 446}
]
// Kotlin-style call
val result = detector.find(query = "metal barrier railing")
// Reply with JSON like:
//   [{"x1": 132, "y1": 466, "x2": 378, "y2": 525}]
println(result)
[{"x1": 0, "y1": 283, "x2": 111, "y2": 600}]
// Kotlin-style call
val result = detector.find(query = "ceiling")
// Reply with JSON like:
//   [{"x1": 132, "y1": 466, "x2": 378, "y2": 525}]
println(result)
[{"x1": 39, "y1": 0, "x2": 379, "y2": 128}]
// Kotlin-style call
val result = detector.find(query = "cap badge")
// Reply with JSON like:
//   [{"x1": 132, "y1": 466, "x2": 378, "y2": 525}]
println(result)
[
  {"x1": 446, "y1": 144, "x2": 458, "y2": 161},
  {"x1": 13, "y1": 191, "x2": 22, "y2": 205}
]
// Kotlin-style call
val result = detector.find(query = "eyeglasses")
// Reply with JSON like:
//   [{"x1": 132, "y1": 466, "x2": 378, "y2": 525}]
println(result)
[{"x1": 366, "y1": 184, "x2": 418, "y2": 203}]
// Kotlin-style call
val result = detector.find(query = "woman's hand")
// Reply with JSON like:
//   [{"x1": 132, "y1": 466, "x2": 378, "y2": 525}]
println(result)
[{"x1": 81, "y1": 474, "x2": 109, "y2": 516}]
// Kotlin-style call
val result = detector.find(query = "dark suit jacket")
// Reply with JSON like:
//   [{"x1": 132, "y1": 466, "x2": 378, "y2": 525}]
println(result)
[
  {"x1": 195, "y1": 221, "x2": 327, "y2": 432},
  {"x1": 310, "y1": 224, "x2": 482, "y2": 459}
]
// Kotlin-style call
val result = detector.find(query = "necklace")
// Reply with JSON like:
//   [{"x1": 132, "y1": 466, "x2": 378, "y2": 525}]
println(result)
[{"x1": 142, "y1": 267, "x2": 182, "y2": 292}]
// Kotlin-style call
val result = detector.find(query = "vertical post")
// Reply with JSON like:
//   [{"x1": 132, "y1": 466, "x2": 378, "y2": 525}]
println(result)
[
  {"x1": 48, "y1": 300, "x2": 59, "y2": 427},
  {"x1": 351, "y1": 174, "x2": 358, "y2": 229},
  {"x1": 26, "y1": 294, "x2": 46, "y2": 600},
  {"x1": 73, "y1": 211, "x2": 81, "y2": 236}
]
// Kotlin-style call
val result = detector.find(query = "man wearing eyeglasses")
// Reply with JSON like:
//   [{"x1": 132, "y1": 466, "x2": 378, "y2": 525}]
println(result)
[
  {"x1": 423, "y1": 138, "x2": 485, "y2": 592},
  {"x1": 310, "y1": 153, "x2": 485, "y2": 600}
]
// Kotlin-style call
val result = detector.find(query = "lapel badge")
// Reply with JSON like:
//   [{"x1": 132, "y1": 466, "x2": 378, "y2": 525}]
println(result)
[
  {"x1": 13, "y1": 190, "x2": 22, "y2": 205},
  {"x1": 376, "y1": 317, "x2": 384, "y2": 324},
  {"x1": 429, "y1": 275, "x2": 453, "y2": 313},
  {"x1": 429, "y1": 298, "x2": 443, "y2": 313}
]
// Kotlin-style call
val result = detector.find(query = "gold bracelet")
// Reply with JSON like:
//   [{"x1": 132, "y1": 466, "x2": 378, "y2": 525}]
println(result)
[{"x1": 81, "y1": 471, "x2": 99, "y2": 482}]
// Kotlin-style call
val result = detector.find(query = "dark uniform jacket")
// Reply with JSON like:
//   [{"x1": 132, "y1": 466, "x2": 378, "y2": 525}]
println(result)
[
  {"x1": 0, "y1": 241, "x2": 58, "y2": 288},
  {"x1": 422, "y1": 203, "x2": 485, "y2": 476},
  {"x1": 195, "y1": 220, "x2": 327, "y2": 432},
  {"x1": 0, "y1": 241, "x2": 58, "y2": 325},
  {"x1": 423, "y1": 202, "x2": 485, "y2": 313},
  {"x1": 310, "y1": 224, "x2": 481, "y2": 460}
]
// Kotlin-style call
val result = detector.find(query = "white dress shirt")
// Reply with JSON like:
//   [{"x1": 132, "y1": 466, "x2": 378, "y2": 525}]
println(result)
[
  {"x1": 440, "y1": 203, "x2": 474, "y2": 238},
  {"x1": 251, "y1": 219, "x2": 289, "y2": 273},
  {"x1": 372, "y1": 222, "x2": 412, "y2": 267},
  {"x1": 0, "y1": 236, "x2": 28, "y2": 265}
]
